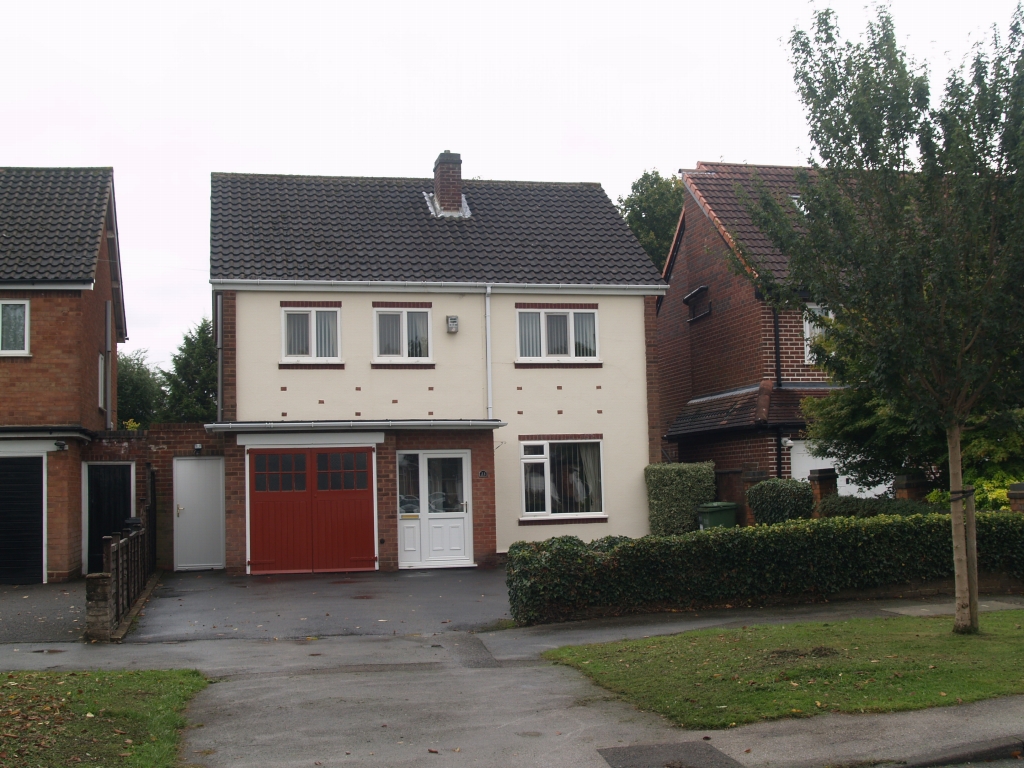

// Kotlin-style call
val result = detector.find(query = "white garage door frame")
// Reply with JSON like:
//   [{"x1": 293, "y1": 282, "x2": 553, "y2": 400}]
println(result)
[{"x1": 0, "y1": 441, "x2": 51, "y2": 583}]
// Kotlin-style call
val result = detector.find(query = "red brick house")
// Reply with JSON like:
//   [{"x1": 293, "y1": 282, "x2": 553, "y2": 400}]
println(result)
[
  {"x1": 656, "y1": 163, "x2": 870, "y2": 507},
  {"x1": 0, "y1": 168, "x2": 128, "y2": 583}
]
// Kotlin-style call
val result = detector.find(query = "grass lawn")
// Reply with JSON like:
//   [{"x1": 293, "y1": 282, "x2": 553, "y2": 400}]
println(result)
[
  {"x1": 1, "y1": 669, "x2": 207, "y2": 768},
  {"x1": 545, "y1": 609, "x2": 1024, "y2": 729}
]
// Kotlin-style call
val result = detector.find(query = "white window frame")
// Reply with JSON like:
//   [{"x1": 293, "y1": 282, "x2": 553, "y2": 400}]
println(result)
[
  {"x1": 803, "y1": 303, "x2": 832, "y2": 365},
  {"x1": 0, "y1": 299, "x2": 30, "y2": 356},
  {"x1": 98, "y1": 352, "x2": 106, "y2": 410},
  {"x1": 280, "y1": 308, "x2": 342, "y2": 364},
  {"x1": 519, "y1": 439, "x2": 606, "y2": 519},
  {"x1": 373, "y1": 308, "x2": 432, "y2": 363},
  {"x1": 515, "y1": 309, "x2": 600, "y2": 362}
]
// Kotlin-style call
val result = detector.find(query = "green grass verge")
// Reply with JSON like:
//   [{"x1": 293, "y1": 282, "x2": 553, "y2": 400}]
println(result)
[
  {"x1": 1, "y1": 669, "x2": 207, "y2": 768},
  {"x1": 545, "y1": 610, "x2": 1024, "y2": 729}
]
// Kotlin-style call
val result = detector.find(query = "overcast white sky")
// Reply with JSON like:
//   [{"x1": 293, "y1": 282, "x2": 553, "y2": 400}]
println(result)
[{"x1": 0, "y1": 0, "x2": 1017, "y2": 368}]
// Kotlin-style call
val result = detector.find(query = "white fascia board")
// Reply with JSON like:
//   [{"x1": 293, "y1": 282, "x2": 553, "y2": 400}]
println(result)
[
  {"x1": 0, "y1": 282, "x2": 95, "y2": 290},
  {"x1": 235, "y1": 431, "x2": 386, "y2": 446},
  {"x1": 0, "y1": 439, "x2": 69, "y2": 454},
  {"x1": 206, "y1": 420, "x2": 507, "y2": 433},
  {"x1": 209, "y1": 279, "x2": 666, "y2": 296}
]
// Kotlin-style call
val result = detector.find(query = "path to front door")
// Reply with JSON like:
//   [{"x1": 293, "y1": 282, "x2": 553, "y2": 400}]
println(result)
[{"x1": 397, "y1": 450, "x2": 473, "y2": 568}]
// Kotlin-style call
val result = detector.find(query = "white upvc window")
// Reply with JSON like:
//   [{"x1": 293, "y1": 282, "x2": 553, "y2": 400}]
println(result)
[
  {"x1": 374, "y1": 309, "x2": 431, "y2": 361},
  {"x1": 98, "y1": 353, "x2": 106, "y2": 410},
  {"x1": 803, "y1": 303, "x2": 831, "y2": 365},
  {"x1": 520, "y1": 440, "x2": 604, "y2": 517},
  {"x1": 0, "y1": 300, "x2": 29, "y2": 356},
  {"x1": 281, "y1": 309, "x2": 341, "y2": 362},
  {"x1": 516, "y1": 309, "x2": 599, "y2": 361}
]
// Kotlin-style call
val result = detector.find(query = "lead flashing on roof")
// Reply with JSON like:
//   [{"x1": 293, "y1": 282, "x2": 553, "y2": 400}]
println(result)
[{"x1": 423, "y1": 191, "x2": 471, "y2": 219}]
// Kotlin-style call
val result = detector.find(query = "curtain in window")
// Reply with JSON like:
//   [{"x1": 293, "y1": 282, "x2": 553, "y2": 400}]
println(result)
[
  {"x1": 316, "y1": 311, "x2": 338, "y2": 358},
  {"x1": 550, "y1": 442, "x2": 602, "y2": 513},
  {"x1": 378, "y1": 313, "x2": 401, "y2": 356},
  {"x1": 1, "y1": 304, "x2": 25, "y2": 351},
  {"x1": 519, "y1": 312, "x2": 542, "y2": 357},
  {"x1": 286, "y1": 313, "x2": 310, "y2": 356},
  {"x1": 407, "y1": 311, "x2": 429, "y2": 358},
  {"x1": 546, "y1": 314, "x2": 569, "y2": 356},
  {"x1": 574, "y1": 312, "x2": 596, "y2": 357}
]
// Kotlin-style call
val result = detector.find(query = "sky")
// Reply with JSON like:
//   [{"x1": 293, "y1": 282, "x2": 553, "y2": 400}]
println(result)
[{"x1": 0, "y1": 0, "x2": 1017, "y2": 368}]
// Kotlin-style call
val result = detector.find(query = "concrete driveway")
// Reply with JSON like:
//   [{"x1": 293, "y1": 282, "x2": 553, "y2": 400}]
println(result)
[
  {"x1": 131, "y1": 567, "x2": 511, "y2": 642},
  {"x1": 0, "y1": 579, "x2": 85, "y2": 642}
]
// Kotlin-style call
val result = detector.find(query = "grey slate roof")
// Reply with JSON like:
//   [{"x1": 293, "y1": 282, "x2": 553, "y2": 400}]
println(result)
[
  {"x1": 0, "y1": 167, "x2": 113, "y2": 282},
  {"x1": 210, "y1": 173, "x2": 664, "y2": 286},
  {"x1": 685, "y1": 162, "x2": 807, "y2": 280}
]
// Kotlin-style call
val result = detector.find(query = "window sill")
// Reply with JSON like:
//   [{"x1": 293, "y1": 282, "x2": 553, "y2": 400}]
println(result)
[
  {"x1": 279, "y1": 362, "x2": 346, "y2": 369},
  {"x1": 0, "y1": 352, "x2": 31, "y2": 358},
  {"x1": 371, "y1": 363, "x2": 435, "y2": 369},
  {"x1": 518, "y1": 515, "x2": 608, "y2": 526},
  {"x1": 514, "y1": 362, "x2": 602, "y2": 369}
]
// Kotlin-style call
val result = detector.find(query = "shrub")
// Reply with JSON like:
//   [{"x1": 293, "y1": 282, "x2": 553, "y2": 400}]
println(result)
[
  {"x1": 746, "y1": 478, "x2": 814, "y2": 524},
  {"x1": 505, "y1": 513, "x2": 1024, "y2": 625},
  {"x1": 644, "y1": 462, "x2": 716, "y2": 535},
  {"x1": 817, "y1": 495, "x2": 941, "y2": 518}
]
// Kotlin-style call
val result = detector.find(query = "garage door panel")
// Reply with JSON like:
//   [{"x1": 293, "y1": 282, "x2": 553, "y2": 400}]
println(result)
[
  {"x1": 312, "y1": 495, "x2": 375, "y2": 571},
  {"x1": 250, "y1": 497, "x2": 313, "y2": 573},
  {"x1": 0, "y1": 457, "x2": 44, "y2": 584}
]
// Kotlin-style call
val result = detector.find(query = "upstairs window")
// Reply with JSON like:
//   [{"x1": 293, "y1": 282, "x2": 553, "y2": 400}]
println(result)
[
  {"x1": 0, "y1": 300, "x2": 29, "y2": 355},
  {"x1": 803, "y1": 303, "x2": 832, "y2": 365},
  {"x1": 98, "y1": 353, "x2": 106, "y2": 410},
  {"x1": 517, "y1": 309, "x2": 598, "y2": 361},
  {"x1": 282, "y1": 309, "x2": 340, "y2": 362},
  {"x1": 376, "y1": 309, "x2": 431, "y2": 360}
]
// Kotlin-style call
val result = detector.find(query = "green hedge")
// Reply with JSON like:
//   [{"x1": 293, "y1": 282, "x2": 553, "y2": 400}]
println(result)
[
  {"x1": 505, "y1": 512, "x2": 1024, "y2": 625},
  {"x1": 644, "y1": 462, "x2": 716, "y2": 535},
  {"x1": 817, "y1": 495, "x2": 942, "y2": 518},
  {"x1": 747, "y1": 478, "x2": 814, "y2": 524}
]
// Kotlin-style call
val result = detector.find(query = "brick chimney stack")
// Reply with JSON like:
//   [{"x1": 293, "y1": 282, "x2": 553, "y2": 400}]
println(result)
[{"x1": 434, "y1": 151, "x2": 462, "y2": 213}]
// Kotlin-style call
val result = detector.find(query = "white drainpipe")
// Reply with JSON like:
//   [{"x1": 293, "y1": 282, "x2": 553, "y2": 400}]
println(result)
[{"x1": 485, "y1": 285, "x2": 493, "y2": 419}]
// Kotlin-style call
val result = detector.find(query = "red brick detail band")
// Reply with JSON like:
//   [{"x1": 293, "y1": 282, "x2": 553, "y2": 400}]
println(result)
[
  {"x1": 515, "y1": 303, "x2": 598, "y2": 309},
  {"x1": 514, "y1": 362, "x2": 603, "y2": 369},
  {"x1": 280, "y1": 301, "x2": 342, "y2": 307},
  {"x1": 278, "y1": 363, "x2": 346, "y2": 369},
  {"x1": 518, "y1": 433, "x2": 603, "y2": 441},
  {"x1": 518, "y1": 516, "x2": 608, "y2": 526},
  {"x1": 371, "y1": 363, "x2": 435, "y2": 369},
  {"x1": 372, "y1": 302, "x2": 432, "y2": 308}
]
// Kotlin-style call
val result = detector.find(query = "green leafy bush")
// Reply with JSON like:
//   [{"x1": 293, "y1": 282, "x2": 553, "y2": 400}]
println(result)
[
  {"x1": 504, "y1": 513, "x2": 1024, "y2": 625},
  {"x1": 644, "y1": 462, "x2": 716, "y2": 535},
  {"x1": 926, "y1": 469, "x2": 1021, "y2": 511},
  {"x1": 746, "y1": 478, "x2": 814, "y2": 524},
  {"x1": 817, "y1": 495, "x2": 941, "y2": 518}
]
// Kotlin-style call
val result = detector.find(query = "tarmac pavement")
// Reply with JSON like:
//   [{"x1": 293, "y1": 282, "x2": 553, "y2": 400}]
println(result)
[{"x1": 2, "y1": 570, "x2": 1023, "y2": 767}]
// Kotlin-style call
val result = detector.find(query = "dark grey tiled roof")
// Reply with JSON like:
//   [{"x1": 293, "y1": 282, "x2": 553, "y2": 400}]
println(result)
[
  {"x1": 685, "y1": 162, "x2": 807, "y2": 280},
  {"x1": 0, "y1": 168, "x2": 112, "y2": 282},
  {"x1": 210, "y1": 173, "x2": 664, "y2": 286}
]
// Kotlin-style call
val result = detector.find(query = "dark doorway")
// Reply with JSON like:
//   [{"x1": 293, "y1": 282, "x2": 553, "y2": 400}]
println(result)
[
  {"x1": 0, "y1": 457, "x2": 44, "y2": 583},
  {"x1": 87, "y1": 464, "x2": 132, "y2": 573}
]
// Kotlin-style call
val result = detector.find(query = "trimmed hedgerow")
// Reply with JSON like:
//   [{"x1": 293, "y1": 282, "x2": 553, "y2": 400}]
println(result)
[
  {"x1": 817, "y1": 495, "x2": 942, "y2": 518},
  {"x1": 505, "y1": 512, "x2": 1024, "y2": 625},
  {"x1": 644, "y1": 462, "x2": 716, "y2": 535},
  {"x1": 746, "y1": 478, "x2": 814, "y2": 524}
]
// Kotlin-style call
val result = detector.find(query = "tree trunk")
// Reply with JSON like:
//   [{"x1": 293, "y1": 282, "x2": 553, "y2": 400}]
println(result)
[
  {"x1": 964, "y1": 485, "x2": 979, "y2": 632},
  {"x1": 947, "y1": 425, "x2": 974, "y2": 634}
]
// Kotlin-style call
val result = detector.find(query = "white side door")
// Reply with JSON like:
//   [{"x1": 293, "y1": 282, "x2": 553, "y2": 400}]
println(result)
[
  {"x1": 397, "y1": 451, "x2": 473, "y2": 567},
  {"x1": 173, "y1": 457, "x2": 225, "y2": 570}
]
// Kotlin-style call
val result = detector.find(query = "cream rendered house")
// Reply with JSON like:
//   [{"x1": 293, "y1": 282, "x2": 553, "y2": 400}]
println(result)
[{"x1": 205, "y1": 152, "x2": 665, "y2": 574}]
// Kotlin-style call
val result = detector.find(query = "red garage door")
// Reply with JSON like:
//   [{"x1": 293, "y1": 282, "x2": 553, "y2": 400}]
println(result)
[{"x1": 249, "y1": 448, "x2": 376, "y2": 574}]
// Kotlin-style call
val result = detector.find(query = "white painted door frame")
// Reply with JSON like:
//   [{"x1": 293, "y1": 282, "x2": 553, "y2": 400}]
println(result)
[{"x1": 397, "y1": 449, "x2": 474, "y2": 569}]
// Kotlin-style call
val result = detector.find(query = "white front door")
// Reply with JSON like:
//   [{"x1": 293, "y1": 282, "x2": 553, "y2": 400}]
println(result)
[
  {"x1": 173, "y1": 457, "x2": 225, "y2": 570},
  {"x1": 397, "y1": 451, "x2": 473, "y2": 568}
]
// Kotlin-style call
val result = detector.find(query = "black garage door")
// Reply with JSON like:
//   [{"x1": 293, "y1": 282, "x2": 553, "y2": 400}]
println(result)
[{"x1": 0, "y1": 457, "x2": 44, "y2": 584}]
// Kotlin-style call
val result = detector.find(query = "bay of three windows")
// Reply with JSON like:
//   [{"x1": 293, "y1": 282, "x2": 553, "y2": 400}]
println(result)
[{"x1": 282, "y1": 306, "x2": 600, "y2": 363}]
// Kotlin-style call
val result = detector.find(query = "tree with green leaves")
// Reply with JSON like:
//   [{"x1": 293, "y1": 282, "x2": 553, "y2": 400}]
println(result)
[
  {"x1": 116, "y1": 349, "x2": 165, "y2": 429},
  {"x1": 735, "y1": 8, "x2": 1024, "y2": 633},
  {"x1": 617, "y1": 170, "x2": 686, "y2": 270},
  {"x1": 159, "y1": 318, "x2": 218, "y2": 423}
]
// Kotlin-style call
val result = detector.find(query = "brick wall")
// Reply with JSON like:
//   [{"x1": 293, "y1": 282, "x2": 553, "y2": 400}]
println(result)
[
  {"x1": 45, "y1": 443, "x2": 83, "y2": 582},
  {"x1": 0, "y1": 234, "x2": 118, "y2": 430},
  {"x1": 644, "y1": 295, "x2": 662, "y2": 464},
  {"x1": 760, "y1": 305, "x2": 829, "y2": 384},
  {"x1": 219, "y1": 291, "x2": 237, "y2": 421}
]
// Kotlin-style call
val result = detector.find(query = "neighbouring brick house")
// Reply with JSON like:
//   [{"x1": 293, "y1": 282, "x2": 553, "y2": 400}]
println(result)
[
  {"x1": 657, "y1": 163, "x2": 872, "y2": 513},
  {"x1": 195, "y1": 151, "x2": 665, "y2": 575},
  {"x1": 0, "y1": 168, "x2": 128, "y2": 583}
]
